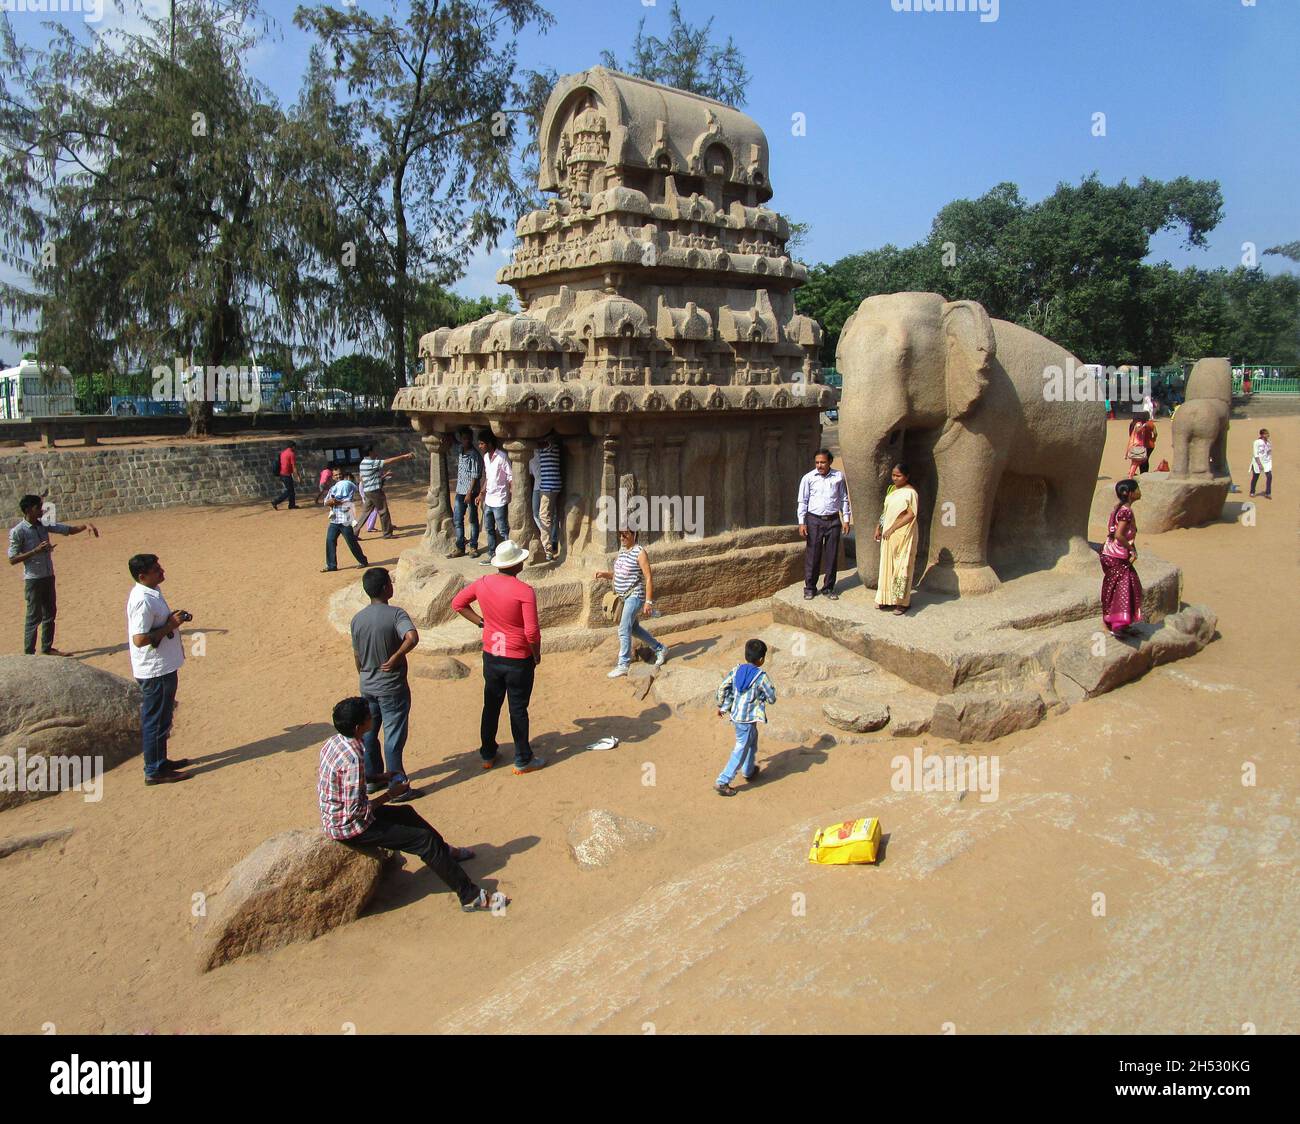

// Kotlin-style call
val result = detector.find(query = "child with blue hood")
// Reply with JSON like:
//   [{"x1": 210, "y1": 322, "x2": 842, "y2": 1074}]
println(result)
[{"x1": 714, "y1": 638, "x2": 777, "y2": 797}]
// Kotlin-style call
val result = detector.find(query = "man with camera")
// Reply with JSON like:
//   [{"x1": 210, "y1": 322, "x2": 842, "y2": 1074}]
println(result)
[{"x1": 126, "y1": 553, "x2": 193, "y2": 786}]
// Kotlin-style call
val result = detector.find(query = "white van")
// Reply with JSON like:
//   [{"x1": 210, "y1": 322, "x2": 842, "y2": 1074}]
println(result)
[{"x1": 0, "y1": 360, "x2": 77, "y2": 420}]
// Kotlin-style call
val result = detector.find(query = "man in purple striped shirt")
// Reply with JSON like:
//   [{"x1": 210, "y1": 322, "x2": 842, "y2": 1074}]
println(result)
[{"x1": 796, "y1": 449, "x2": 852, "y2": 601}]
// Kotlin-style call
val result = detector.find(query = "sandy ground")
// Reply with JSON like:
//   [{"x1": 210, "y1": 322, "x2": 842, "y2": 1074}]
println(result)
[{"x1": 0, "y1": 414, "x2": 1295, "y2": 1034}]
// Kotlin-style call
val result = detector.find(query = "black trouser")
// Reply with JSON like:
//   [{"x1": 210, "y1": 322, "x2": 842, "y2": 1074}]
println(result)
[
  {"x1": 23, "y1": 576, "x2": 56, "y2": 654},
  {"x1": 345, "y1": 805, "x2": 478, "y2": 906},
  {"x1": 480, "y1": 652, "x2": 535, "y2": 766},
  {"x1": 325, "y1": 522, "x2": 369, "y2": 569},
  {"x1": 803, "y1": 512, "x2": 842, "y2": 593},
  {"x1": 274, "y1": 474, "x2": 297, "y2": 507},
  {"x1": 1250, "y1": 470, "x2": 1272, "y2": 497}
]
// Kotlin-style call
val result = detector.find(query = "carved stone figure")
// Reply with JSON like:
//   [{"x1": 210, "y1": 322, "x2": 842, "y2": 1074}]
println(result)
[
  {"x1": 837, "y1": 292, "x2": 1104, "y2": 596},
  {"x1": 1171, "y1": 357, "x2": 1231, "y2": 478}
]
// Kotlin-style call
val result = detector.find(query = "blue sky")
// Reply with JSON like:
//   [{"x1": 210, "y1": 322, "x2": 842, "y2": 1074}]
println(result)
[{"x1": 3, "y1": 0, "x2": 1296, "y2": 346}]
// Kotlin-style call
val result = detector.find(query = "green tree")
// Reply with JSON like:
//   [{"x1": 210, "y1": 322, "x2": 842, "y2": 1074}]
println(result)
[
  {"x1": 600, "y1": 0, "x2": 749, "y2": 106},
  {"x1": 0, "y1": 1, "x2": 337, "y2": 435},
  {"x1": 797, "y1": 175, "x2": 1235, "y2": 366},
  {"x1": 294, "y1": 0, "x2": 552, "y2": 397}
]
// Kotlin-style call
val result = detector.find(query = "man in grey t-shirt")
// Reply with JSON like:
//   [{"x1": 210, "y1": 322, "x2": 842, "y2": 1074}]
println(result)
[
  {"x1": 350, "y1": 567, "x2": 419, "y2": 799},
  {"x1": 7, "y1": 493, "x2": 98, "y2": 655}
]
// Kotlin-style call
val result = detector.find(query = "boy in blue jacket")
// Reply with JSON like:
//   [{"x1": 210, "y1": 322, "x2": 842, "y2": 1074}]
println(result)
[{"x1": 714, "y1": 638, "x2": 777, "y2": 796}]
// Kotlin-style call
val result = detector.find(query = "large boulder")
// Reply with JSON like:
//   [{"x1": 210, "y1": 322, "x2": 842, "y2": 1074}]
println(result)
[
  {"x1": 0, "y1": 656, "x2": 140, "y2": 812},
  {"x1": 196, "y1": 828, "x2": 388, "y2": 972},
  {"x1": 411, "y1": 655, "x2": 470, "y2": 680}
]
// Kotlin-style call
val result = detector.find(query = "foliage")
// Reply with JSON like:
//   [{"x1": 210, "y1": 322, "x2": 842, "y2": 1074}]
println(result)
[{"x1": 797, "y1": 175, "x2": 1298, "y2": 367}]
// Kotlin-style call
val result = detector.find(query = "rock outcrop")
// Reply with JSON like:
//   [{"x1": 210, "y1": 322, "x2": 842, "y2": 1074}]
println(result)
[
  {"x1": 0, "y1": 656, "x2": 140, "y2": 812},
  {"x1": 196, "y1": 829, "x2": 388, "y2": 972}
]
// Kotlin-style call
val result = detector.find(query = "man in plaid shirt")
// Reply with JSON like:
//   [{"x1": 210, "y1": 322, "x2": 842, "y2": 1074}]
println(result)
[
  {"x1": 713, "y1": 638, "x2": 777, "y2": 797},
  {"x1": 319, "y1": 697, "x2": 499, "y2": 912}
]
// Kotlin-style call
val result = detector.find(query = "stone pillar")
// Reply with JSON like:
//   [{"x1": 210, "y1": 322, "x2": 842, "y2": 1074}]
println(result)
[
  {"x1": 503, "y1": 439, "x2": 534, "y2": 552},
  {"x1": 630, "y1": 435, "x2": 655, "y2": 542},
  {"x1": 601, "y1": 434, "x2": 620, "y2": 553},
  {"x1": 764, "y1": 427, "x2": 783, "y2": 526},
  {"x1": 422, "y1": 431, "x2": 451, "y2": 549},
  {"x1": 724, "y1": 427, "x2": 748, "y2": 530},
  {"x1": 663, "y1": 434, "x2": 686, "y2": 540}
]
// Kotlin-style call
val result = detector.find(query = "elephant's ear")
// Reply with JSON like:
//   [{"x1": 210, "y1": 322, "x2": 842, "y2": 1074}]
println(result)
[{"x1": 941, "y1": 300, "x2": 996, "y2": 419}]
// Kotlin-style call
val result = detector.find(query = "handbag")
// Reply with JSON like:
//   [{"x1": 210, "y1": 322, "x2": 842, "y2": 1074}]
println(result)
[{"x1": 1127, "y1": 444, "x2": 1149, "y2": 462}]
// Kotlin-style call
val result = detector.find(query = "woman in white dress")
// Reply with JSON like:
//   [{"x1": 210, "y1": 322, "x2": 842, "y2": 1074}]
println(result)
[
  {"x1": 1250, "y1": 428, "x2": 1272, "y2": 499},
  {"x1": 874, "y1": 464, "x2": 920, "y2": 615}
]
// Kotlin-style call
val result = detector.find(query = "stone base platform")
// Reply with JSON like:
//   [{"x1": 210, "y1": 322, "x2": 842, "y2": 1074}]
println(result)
[
  {"x1": 328, "y1": 530, "x2": 807, "y2": 654},
  {"x1": 1131, "y1": 472, "x2": 1231, "y2": 534},
  {"x1": 772, "y1": 558, "x2": 1187, "y2": 695},
  {"x1": 1092, "y1": 472, "x2": 1232, "y2": 535}
]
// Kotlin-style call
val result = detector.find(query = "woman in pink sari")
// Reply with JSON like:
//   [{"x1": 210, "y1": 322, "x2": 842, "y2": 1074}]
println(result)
[{"x1": 1100, "y1": 478, "x2": 1142, "y2": 637}]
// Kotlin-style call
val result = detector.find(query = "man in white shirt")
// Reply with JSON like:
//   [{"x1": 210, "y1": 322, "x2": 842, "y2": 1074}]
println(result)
[
  {"x1": 126, "y1": 553, "x2": 192, "y2": 785},
  {"x1": 1250, "y1": 428, "x2": 1273, "y2": 499},
  {"x1": 796, "y1": 449, "x2": 852, "y2": 601},
  {"x1": 476, "y1": 430, "x2": 513, "y2": 565}
]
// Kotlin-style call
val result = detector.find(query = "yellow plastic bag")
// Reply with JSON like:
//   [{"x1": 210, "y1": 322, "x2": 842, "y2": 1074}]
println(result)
[{"x1": 807, "y1": 817, "x2": 882, "y2": 865}]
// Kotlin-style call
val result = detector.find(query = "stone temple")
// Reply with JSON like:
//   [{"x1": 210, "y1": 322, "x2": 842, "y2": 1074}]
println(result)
[{"x1": 392, "y1": 67, "x2": 834, "y2": 634}]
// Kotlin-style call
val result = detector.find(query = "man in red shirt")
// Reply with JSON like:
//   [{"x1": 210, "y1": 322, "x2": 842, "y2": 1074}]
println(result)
[
  {"x1": 451, "y1": 539, "x2": 545, "y2": 775},
  {"x1": 272, "y1": 442, "x2": 298, "y2": 510}
]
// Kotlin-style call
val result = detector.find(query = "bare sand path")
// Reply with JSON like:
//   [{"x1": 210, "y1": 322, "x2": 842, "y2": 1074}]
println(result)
[{"x1": 0, "y1": 415, "x2": 1294, "y2": 1033}]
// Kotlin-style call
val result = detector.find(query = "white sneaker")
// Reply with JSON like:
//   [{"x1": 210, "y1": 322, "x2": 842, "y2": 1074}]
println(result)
[
  {"x1": 654, "y1": 647, "x2": 667, "y2": 668},
  {"x1": 607, "y1": 665, "x2": 629, "y2": 678}
]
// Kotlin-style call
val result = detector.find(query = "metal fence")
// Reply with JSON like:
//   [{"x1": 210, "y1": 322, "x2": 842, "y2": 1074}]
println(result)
[{"x1": 1233, "y1": 367, "x2": 1299, "y2": 395}]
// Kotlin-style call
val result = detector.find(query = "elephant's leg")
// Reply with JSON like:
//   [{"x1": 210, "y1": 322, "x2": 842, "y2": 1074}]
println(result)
[
  {"x1": 1171, "y1": 429, "x2": 1191, "y2": 476},
  {"x1": 1186, "y1": 433, "x2": 1213, "y2": 479},
  {"x1": 918, "y1": 442, "x2": 1001, "y2": 596},
  {"x1": 1210, "y1": 423, "x2": 1230, "y2": 479},
  {"x1": 1047, "y1": 467, "x2": 1098, "y2": 574}
]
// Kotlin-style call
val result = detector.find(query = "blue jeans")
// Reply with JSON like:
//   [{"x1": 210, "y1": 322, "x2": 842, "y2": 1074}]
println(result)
[
  {"x1": 618, "y1": 592, "x2": 663, "y2": 668},
  {"x1": 325, "y1": 522, "x2": 368, "y2": 570},
  {"x1": 362, "y1": 687, "x2": 410, "y2": 783},
  {"x1": 453, "y1": 494, "x2": 480, "y2": 550},
  {"x1": 138, "y1": 671, "x2": 178, "y2": 779},
  {"x1": 484, "y1": 504, "x2": 509, "y2": 555},
  {"x1": 717, "y1": 721, "x2": 759, "y2": 786}
]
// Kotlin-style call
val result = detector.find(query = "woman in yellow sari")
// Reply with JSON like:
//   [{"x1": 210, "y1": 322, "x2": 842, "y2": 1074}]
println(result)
[{"x1": 874, "y1": 463, "x2": 919, "y2": 615}]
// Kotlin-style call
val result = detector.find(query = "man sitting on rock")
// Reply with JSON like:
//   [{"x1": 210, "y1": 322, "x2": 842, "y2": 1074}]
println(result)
[{"x1": 318, "y1": 697, "x2": 500, "y2": 913}]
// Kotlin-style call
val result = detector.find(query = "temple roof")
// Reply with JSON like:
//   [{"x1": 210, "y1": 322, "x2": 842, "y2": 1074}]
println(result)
[{"x1": 537, "y1": 66, "x2": 773, "y2": 203}]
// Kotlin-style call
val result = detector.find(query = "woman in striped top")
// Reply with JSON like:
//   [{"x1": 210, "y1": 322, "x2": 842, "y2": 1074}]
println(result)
[{"x1": 594, "y1": 528, "x2": 667, "y2": 678}]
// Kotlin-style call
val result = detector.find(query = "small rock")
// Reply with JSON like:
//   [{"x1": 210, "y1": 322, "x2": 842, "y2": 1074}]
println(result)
[
  {"x1": 411, "y1": 655, "x2": 470, "y2": 680},
  {"x1": 196, "y1": 829, "x2": 388, "y2": 972},
  {"x1": 929, "y1": 689, "x2": 1045, "y2": 743},
  {"x1": 567, "y1": 809, "x2": 659, "y2": 870},
  {"x1": 889, "y1": 703, "x2": 932, "y2": 738},
  {"x1": 822, "y1": 701, "x2": 890, "y2": 733}
]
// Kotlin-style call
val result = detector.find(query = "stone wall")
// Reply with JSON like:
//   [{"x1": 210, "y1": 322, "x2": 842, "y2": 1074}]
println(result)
[{"x1": 0, "y1": 430, "x2": 428, "y2": 519}]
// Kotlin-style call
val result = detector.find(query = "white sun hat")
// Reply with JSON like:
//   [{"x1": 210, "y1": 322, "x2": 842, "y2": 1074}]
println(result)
[{"x1": 489, "y1": 539, "x2": 530, "y2": 568}]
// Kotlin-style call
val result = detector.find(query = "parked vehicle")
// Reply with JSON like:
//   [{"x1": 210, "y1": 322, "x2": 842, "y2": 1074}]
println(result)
[{"x1": 0, "y1": 360, "x2": 77, "y2": 419}]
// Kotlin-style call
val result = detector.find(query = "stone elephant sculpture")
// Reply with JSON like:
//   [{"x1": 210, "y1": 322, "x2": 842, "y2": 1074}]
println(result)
[
  {"x1": 837, "y1": 292, "x2": 1105, "y2": 596},
  {"x1": 1171, "y1": 357, "x2": 1231, "y2": 479}
]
